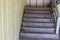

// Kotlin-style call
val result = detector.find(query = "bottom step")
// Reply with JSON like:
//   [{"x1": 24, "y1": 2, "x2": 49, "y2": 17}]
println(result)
[
  {"x1": 20, "y1": 33, "x2": 59, "y2": 39},
  {"x1": 20, "y1": 36, "x2": 59, "y2": 40}
]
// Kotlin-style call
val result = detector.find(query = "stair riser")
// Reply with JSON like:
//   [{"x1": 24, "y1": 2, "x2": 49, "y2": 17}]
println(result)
[
  {"x1": 23, "y1": 18, "x2": 54, "y2": 23},
  {"x1": 23, "y1": 22, "x2": 55, "y2": 27},
  {"x1": 24, "y1": 14, "x2": 53, "y2": 18},
  {"x1": 25, "y1": 10, "x2": 52, "y2": 14},
  {"x1": 25, "y1": 7, "x2": 51, "y2": 11},
  {"x1": 22, "y1": 27, "x2": 55, "y2": 33},
  {"x1": 21, "y1": 33, "x2": 58, "y2": 39}
]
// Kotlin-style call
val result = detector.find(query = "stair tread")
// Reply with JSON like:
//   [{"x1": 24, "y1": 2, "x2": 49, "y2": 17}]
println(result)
[
  {"x1": 21, "y1": 31, "x2": 55, "y2": 34},
  {"x1": 21, "y1": 33, "x2": 59, "y2": 39},
  {"x1": 25, "y1": 8, "x2": 52, "y2": 11},
  {"x1": 21, "y1": 27, "x2": 55, "y2": 33},
  {"x1": 22, "y1": 27, "x2": 55, "y2": 29},
  {"x1": 23, "y1": 17, "x2": 54, "y2": 19},
  {"x1": 25, "y1": 9, "x2": 52, "y2": 11},
  {"x1": 23, "y1": 17, "x2": 54, "y2": 20},
  {"x1": 21, "y1": 32, "x2": 56, "y2": 35},
  {"x1": 23, "y1": 17, "x2": 54, "y2": 23},
  {"x1": 24, "y1": 13, "x2": 53, "y2": 14},
  {"x1": 23, "y1": 22, "x2": 55, "y2": 24},
  {"x1": 25, "y1": 6, "x2": 51, "y2": 8},
  {"x1": 22, "y1": 26, "x2": 55, "y2": 29},
  {"x1": 22, "y1": 26, "x2": 55, "y2": 28},
  {"x1": 25, "y1": 10, "x2": 52, "y2": 13},
  {"x1": 23, "y1": 22, "x2": 55, "y2": 27},
  {"x1": 24, "y1": 13, "x2": 54, "y2": 18},
  {"x1": 20, "y1": 36, "x2": 59, "y2": 40},
  {"x1": 25, "y1": 6, "x2": 52, "y2": 11},
  {"x1": 21, "y1": 32, "x2": 58, "y2": 39}
]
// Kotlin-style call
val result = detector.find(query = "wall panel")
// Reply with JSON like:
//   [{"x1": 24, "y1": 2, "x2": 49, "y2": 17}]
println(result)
[
  {"x1": 27, "y1": 0, "x2": 50, "y2": 6},
  {"x1": 37, "y1": 0, "x2": 43, "y2": 6},
  {"x1": 0, "y1": 0, "x2": 27, "y2": 40},
  {"x1": 44, "y1": 0, "x2": 50, "y2": 6},
  {"x1": 31, "y1": 0, "x2": 36, "y2": 6},
  {"x1": 57, "y1": 4, "x2": 60, "y2": 16}
]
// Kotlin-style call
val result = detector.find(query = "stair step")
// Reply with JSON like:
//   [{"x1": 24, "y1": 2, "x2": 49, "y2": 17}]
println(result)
[
  {"x1": 23, "y1": 18, "x2": 54, "y2": 23},
  {"x1": 22, "y1": 27, "x2": 55, "y2": 33},
  {"x1": 21, "y1": 33, "x2": 58, "y2": 39},
  {"x1": 24, "y1": 13, "x2": 54, "y2": 18},
  {"x1": 20, "y1": 36, "x2": 59, "y2": 40},
  {"x1": 25, "y1": 6, "x2": 52, "y2": 11},
  {"x1": 25, "y1": 10, "x2": 52, "y2": 14},
  {"x1": 23, "y1": 22, "x2": 55, "y2": 27}
]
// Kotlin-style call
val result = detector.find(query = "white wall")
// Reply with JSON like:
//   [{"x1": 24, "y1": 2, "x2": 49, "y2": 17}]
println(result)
[
  {"x1": 0, "y1": 0, "x2": 27, "y2": 40},
  {"x1": 0, "y1": 0, "x2": 18, "y2": 40},
  {"x1": 57, "y1": 4, "x2": 60, "y2": 28},
  {"x1": 57, "y1": 4, "x2": 60, "y2": 16},
  {"x1": 27, "y1": 0, "x2": 50, "y2": 6}
]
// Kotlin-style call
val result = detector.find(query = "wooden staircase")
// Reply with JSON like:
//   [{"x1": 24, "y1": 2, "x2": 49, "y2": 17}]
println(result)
[{"x1": 19, "y1": 6, "x2": 59, "y2": 40}]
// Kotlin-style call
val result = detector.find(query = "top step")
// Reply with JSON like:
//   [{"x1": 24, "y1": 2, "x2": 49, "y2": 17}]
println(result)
[{"x1": 25, "y1": 6, "x2": 52, "y2": 11}]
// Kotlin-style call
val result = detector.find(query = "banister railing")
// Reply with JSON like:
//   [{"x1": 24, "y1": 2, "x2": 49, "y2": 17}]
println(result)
[{"x1": 52, "y1": 0, "x2": 59, "y2": 34}]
